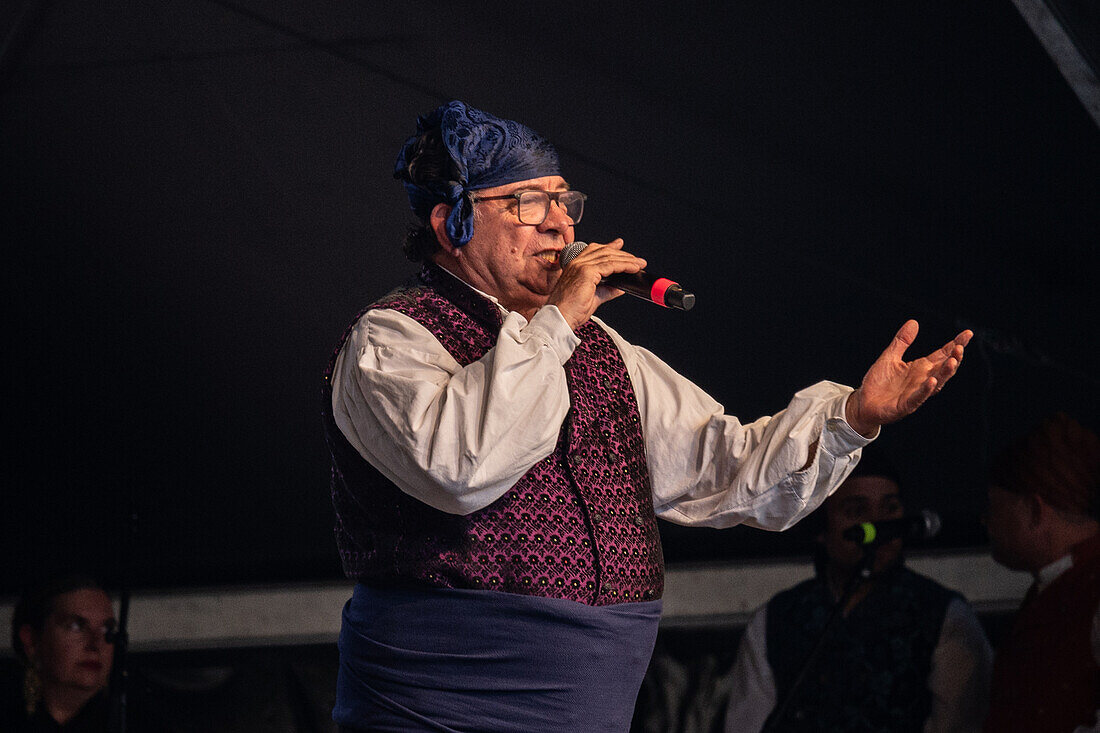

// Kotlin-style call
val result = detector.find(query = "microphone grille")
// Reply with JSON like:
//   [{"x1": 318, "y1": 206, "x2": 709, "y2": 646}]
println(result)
[
  {"x1": 920, "y1": 509, "x2": 942, "y2": 539},
  {"x1": 559, "y1": 241, "x2": 588, "y2": 268}
]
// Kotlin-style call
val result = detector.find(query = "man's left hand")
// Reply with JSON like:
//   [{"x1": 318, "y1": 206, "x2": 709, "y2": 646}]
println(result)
[{"x1": 845, "y1": 320, "x2": 973, "y2": 437}]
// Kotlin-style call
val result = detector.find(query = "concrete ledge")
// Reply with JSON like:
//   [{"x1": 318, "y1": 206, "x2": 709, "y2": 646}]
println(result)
[
  {"x1": 2, "y1": 549, "x2": 1029, "y2": 653},
  {"x1": 661, "y1": 549, "x2": 1030, "y2": 628}
]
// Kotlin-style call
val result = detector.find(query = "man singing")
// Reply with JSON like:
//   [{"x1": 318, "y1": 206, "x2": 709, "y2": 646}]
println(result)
[{"x1": 321, "y1": 100, "x2": 971, "y2": 732}]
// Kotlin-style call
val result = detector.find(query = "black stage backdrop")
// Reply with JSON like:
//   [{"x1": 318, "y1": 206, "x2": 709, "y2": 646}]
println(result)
[{"x1": 2, "y1": 0, "x2": 1098, "y2": 592}]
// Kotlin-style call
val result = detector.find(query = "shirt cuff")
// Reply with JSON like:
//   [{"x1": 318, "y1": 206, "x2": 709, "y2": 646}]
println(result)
[
  {"x1": 521, "y1": 305, "x2": 582, "y2": 365},
  {"x1": 822, "y1": 386, "x2": 878, "y2": 455}
]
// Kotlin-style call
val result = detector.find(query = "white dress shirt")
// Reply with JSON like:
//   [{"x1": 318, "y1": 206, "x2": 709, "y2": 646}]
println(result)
[{"x1": 331, "y1": 284, "x2": 873, "y2": 526}]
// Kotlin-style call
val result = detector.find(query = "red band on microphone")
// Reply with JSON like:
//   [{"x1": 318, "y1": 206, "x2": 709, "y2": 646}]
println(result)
[{"x1": 649, "y1": 278, "x2": 676, "y2": 307}]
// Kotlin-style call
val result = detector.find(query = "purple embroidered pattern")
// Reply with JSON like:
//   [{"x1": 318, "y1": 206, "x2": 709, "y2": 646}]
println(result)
[{"x1": 322, "y1": 265, "x2": 663, "y2": 605}]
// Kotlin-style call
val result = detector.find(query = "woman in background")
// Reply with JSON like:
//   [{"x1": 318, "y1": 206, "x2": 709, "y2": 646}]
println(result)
[{"x1": 9, "y1": 575, "x2": 117, "y2": 732}]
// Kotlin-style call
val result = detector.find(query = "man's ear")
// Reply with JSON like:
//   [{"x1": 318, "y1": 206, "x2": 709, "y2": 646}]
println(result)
[
  {"x1": 430, "y1": 203, "x2": 457, "y2": 255},
  {"x1": 1025, "y1": 492, "x2": 1046, "y2": 526}
]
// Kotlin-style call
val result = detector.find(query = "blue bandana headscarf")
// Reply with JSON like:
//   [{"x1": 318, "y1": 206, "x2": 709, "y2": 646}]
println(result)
[{"x1": 394, "y1": 100, "x2": 561, "y2": 247}]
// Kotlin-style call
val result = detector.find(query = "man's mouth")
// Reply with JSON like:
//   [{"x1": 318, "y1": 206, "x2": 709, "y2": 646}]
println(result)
[{"x1": 535, "y1": 250, "x2": 560, "y2": 264}]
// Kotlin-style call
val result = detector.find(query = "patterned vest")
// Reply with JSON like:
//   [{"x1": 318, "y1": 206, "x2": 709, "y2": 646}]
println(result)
[
  {"x1": 764, "y1": 566, "x2": 956, "y2": 732},
  {"x1": 321, "y1": 264, "x2": 664, "y2": 606},
  {"x1": 984, "y1": 532, "x2": 1100, "y2": 733}
]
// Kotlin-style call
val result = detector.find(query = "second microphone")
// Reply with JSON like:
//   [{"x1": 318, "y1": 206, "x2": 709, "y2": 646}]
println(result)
[{"x1": 559, "y1": 242, "x2": 696, "y2": 311}]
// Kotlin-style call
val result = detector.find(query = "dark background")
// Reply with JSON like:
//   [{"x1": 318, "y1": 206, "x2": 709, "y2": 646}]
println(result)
[{"x1": 3, "y1": 0, "x2": 1098, "y2": 594}]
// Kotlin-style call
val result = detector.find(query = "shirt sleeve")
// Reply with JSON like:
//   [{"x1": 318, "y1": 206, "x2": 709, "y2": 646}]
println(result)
[
  {"x1": 724, "y1": 607, "x2": 775, "y2": 733},
  {"x1": 924, "y1": 597, "x2": 994, "y2": 733},
  {"x1": 592, "y1": 318, "x2": 874, "y2": 529},
  {"x1": 1075, "y1": 603, "x2": 1100, "y2": 733},
  {"x1": 1073, "y1": 711, "x2": 1100, "y2": 733},
  {"x1": 330, "y1": 304, "x2": 580, "y2": 515}
]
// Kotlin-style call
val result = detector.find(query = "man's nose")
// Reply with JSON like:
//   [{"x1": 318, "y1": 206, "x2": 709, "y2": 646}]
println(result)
[
  {"x1": 538, "y1": 200, "x2": 575, "y2": 241},
  {"x1": 84, "y1": 629, "x2": 108, "y2": 649},
  {"x1": 869, "y1": 508, "x2": 900, "y2": 525}
]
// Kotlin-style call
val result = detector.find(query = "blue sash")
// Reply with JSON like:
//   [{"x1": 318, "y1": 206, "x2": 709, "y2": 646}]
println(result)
[{"x1": 334, "y1": 584, "x2": 662, "y2": 732}]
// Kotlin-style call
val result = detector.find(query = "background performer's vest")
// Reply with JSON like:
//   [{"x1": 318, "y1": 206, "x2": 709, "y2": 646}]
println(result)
[
  {"x1": 984, "y1": 533, "x2": 1100, "y2": 733},
  {"x1": 322, "y1": 264, "x2": 664, "y2": 606},
  {"x1": 764, "y1": 566, "x2": 955, "y2": 732}
]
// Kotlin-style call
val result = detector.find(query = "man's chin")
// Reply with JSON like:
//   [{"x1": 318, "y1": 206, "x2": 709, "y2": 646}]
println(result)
[
  {"x1": 521, "y1": 275, "x2": 559, "y2": 298},
  {"x1": 990, "y1": 546, "x2": 1029, "y2": 572}
]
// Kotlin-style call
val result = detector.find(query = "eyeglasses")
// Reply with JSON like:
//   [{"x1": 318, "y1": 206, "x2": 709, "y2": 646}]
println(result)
[{"x1": 469, "y1": 190, "x2": 587, "y2": 226}]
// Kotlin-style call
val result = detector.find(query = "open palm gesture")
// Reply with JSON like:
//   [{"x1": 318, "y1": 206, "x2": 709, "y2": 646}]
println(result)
[{"x1": 845, "y1": 320, "x2": 973, "y2": 437}]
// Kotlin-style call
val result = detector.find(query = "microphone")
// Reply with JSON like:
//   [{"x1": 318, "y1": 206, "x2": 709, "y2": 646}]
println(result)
[
  {"x1": 559, "y1": 242, "x2": 695, "y2": 310},
  {"x1": 842, "y1": 510, "x2": 942, "y2": 545}
]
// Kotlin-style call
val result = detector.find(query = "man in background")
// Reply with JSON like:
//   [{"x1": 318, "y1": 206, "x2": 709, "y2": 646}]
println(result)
[
  {"x1": 725, "y1": 450, "x2": 992, "y2": 732},
  {"x1": 983, "y1": 413, "x2": 1100, "y2": 733}
]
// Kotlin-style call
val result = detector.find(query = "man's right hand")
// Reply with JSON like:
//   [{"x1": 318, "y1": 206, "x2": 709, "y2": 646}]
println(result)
[{"x1": 547, "y1": 239, "x2": 647, "y2": 331}]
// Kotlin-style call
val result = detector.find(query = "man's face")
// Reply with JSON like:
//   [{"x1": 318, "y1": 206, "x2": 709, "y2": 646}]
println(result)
[
  {"x1": 985, "y1": 484, "x2": 1038, "y2": 571},
  {"x1": 822, "y1": 475, "x2": 905, "y2": 576},
  {"x1": 22, "y1": 588, "x2": 116, "y2": 695},
  {"x1": 443, "y1": 175, "x2": 576, "y2": 316}
]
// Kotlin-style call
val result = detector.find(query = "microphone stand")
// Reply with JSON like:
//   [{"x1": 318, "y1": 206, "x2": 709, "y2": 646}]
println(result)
[
  {"x1": 108, "y1": 509, "x2": 138, "y2": 733},
  {"x1": 761, "y1": 544, "x2": 878, "y2": 732},
  {"x1": 107, "y1": 588, "x2": 130, "y2": 733}
]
